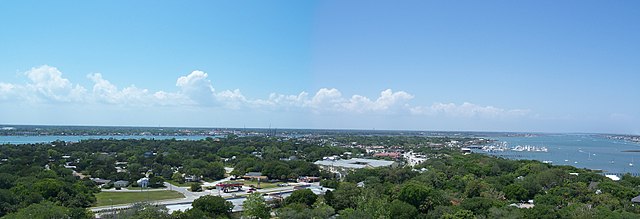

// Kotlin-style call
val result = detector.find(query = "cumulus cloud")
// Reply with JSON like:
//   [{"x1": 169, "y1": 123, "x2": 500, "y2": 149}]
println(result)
[
  {"x1": 410, "y1": 102, "x2": 530, "y2": 118},
  {"x1": 260, "y1": 92, "x2": 309, "y2": 108},
  {"x1": 0, "y1": 65, "x2": 530, "y2": 118},
  {"x1": 24, "y1": 65, "x2": 87, "y2": 102},
  {"x1": 0, "y1": 83, "x2": 16, "y2": 99},
  {"x1": 341, "y1": 89, "x2": 414, "y2": 112},
  {"x1": 176, "y1": 70, "x2": 215, "y2": 104},
  {"x1": 87, "y1": 73, "x2": 190, "y2": 105}
]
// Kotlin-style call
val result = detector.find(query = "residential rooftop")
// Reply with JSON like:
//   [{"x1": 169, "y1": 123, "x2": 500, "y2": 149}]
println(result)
[{"x1": 314, "y1": 158, "x2": 395, "y2": 169}]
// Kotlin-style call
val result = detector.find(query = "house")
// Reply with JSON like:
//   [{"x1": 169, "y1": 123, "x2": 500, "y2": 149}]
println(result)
[
  {"x1": 373, "y1": 152, "x2": 401, "y2": 159},
  {"x1": 280, "y1": 156, "x2": 299, "y2": 161},
  {"x1": 403, "y1": 151, "x2": 428, "y2": 166},
  {"x1": 632, "y1": 195, "x2": 640, "y2": 204},
  {"x1": 243, "y1": 172, "x2": 268, "y2": 181},
  {"x1": 91, "y1": 178, "x2": 111, "y2": 185},
  {"x1": 137, "y1": 178, "x2": 149, "y2": 188},
  {"x1": 115, "y1": 166, "x2": 127, "y2": 173},
  {"x1": 605, "y1": 174, "x2": 621, "y2": 181},
  {"x1": 184, "y1": 175, "x2": 201, "y2": 182},
  {"x1": 114, "y1": 180, "x2": 129, "y2": 188},
  {"x1": 298, "y1": 176, "x2": 320, "y2": 183}
]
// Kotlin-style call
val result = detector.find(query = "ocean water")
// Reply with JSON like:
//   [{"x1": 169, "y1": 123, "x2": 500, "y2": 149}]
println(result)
[
  {"x1": 0, "y1": 135, "x2": 214, "y2": 144},
  {"x1": 476, "y1": 134, "x2": 640, "y2": 174}
]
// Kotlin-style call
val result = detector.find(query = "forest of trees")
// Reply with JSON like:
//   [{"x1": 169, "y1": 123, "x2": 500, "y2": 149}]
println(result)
[
  {"x1": 317, "y1": 151, "x2": 640, "y2": 218},
  {"x1": 1, "y1": 135, "x2": 640, "y2": 218}
]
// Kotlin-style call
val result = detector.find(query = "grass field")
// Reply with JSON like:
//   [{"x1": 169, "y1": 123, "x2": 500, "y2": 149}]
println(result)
[
  {"x1": 95, "y1": 190, "x2": 185, "y2": 206},
  {"x1": 242, "y1": 180, "x2": 280, "y2": 189},
  {"x1": 166, "y1": 180, "x2": 196, "y2": 187}
]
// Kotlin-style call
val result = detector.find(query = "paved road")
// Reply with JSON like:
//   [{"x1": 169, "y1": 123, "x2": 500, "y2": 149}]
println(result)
[
  {"x1": 90, "y1": 181, "x2": 310, "y2": 213},
  {"x1": 166, "y1": 184, "x2": 331, "y2": 213}
]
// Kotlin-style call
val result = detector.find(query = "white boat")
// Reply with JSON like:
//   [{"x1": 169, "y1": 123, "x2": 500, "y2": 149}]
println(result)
[{"x1": 512, "y1": 145, "x2": 548, "y2": 152}]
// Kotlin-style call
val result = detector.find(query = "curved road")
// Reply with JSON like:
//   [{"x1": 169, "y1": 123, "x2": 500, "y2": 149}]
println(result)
[{"x1": 91, "y1": 181, "x2": 326, "y2": 213}]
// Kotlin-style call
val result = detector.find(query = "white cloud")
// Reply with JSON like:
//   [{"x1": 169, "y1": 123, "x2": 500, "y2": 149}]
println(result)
[
  {"x1": 0, "y1": 65, "x2": 530, "y2": 119},
  {"x1": 266, "y1": 92, "x2": 309, "y2": 107},
  {"x1": 410, "y1": 102, "x2": 530, "y2": 118},
  {"x1": 0, "y1": 83, "x2": 16, "y2": 99},
  {"x1": 308, "y1": 88, "x2": 343, "y2": 110},
  {"x1": 176, "y1": 70, "x2": 216, "y2": 105},
  {"x1": 87, "y1": 73, "x2": 190, "y2": 106},
  {"x1": 23, "y1": 65, "x2": 87, "y2": 102},
  {"x1": 215, "y1": 89, "x2": 247, "y2": 109},
  {"x1": 342, "y1": 89, "x2": 414, "y2": 112}
]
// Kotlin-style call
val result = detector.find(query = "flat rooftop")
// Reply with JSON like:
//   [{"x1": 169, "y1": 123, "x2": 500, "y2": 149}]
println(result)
[{"x1": 314, "y1": 158, "x2": 395, "y2": 169}]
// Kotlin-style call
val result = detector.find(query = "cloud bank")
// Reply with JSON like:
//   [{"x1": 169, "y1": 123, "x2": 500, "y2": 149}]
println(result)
[{"x1": 0, "y1": 65, "x2": 529, "y2": 118}]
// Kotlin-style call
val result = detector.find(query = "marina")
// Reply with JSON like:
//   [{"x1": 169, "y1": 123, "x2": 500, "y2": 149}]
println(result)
[{"x1": 474, "y1": 134, "x2": 640, "y2": 174}]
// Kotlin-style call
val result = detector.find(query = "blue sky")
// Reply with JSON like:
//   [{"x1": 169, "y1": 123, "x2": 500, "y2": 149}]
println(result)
[{"x1": 0, "y1": 1, "x2": 638, "y2": 134}]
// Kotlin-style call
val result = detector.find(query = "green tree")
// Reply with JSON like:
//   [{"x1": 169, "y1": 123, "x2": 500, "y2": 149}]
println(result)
[
  {"x1": 172, "y1": 172, "x2": 185, "y2": 183},
  {"x1": 328, "y1": 182, "x2": 361, "y2": 211},
  {"x1": 192, "y1": 195, "x2": 233, "y2": 217},
  {"x1": 442, "y1": 209, "x2": 475, "y2": 219},
  {"x1": 460, "y1": 197, "x2": 501, "y2": 216},
  {"x1": 398, "y1": 182, "x2": 446, "y2": 212},
  {"x1": 277, "y1": 203, "x2": 312, "y2": 219},
  {"x1": 286, "y1": 189, "x2": 318, "y2": 207},
  {"x1": 524, "y1": 204, "x2": 559, "y2": 219},
  {"x1": 190, "y1": 183, "x2": 203, "y2": 192},
  {"x1": 505, "y1": 183, "x2": 529, "y2": 201},
  {"x1": 0, "y1": 189, "x2": 17, "y2": 217},
  {"x1": 4, "y1": 201, "x2": 70, "y2": 219},
  {"x1": 337, "y1": 208, "x2": 373, "y2": 219},
  {"x1": 101, "y1": 203, "x2": 170, "y2": 219},
  {"x1": 389, "y1": 199, "x2": 418, "y2": 219},
  {"x1": 311, "y1": 196, "x2": 335, "y2": 219},
  {"x1": 243, "y1": 193, "x2": 271, "y2": 219}
]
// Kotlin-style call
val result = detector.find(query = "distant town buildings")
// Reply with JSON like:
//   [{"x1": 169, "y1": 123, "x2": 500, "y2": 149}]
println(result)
[
  {"x1": 403, "y1": 151, "x2": 428, "y2": 166},
  {"x1": 243, "y1": 172, "x2": 267, "y2": 181},
  {"x1": 314, "y1": 158, "x2": 397, "y2": 178},
  {"x1": 373, "y1": 152, "x2": 401, "y2": 159}
]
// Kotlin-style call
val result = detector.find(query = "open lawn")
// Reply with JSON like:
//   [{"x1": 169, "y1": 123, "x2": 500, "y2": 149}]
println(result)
[
  {"x1": 95, "y1": 190, "x2": 184, "y2": 206},
  {"x1": 242, "y1": 180, "x2": 280, "y2": 189},
  {"x1": 167, "y1": 180, "x2": 196, "y2": 187}
]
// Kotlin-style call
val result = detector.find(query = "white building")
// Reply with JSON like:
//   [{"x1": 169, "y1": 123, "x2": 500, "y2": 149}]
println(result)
[
  {"x1": 403, "y1": 151, "x2": 428, "y2": 166},
  {"x1": 314, "y1": 158, "x2": 397, "y2": 178}
]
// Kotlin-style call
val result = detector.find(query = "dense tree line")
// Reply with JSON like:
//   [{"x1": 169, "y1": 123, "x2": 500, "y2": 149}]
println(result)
[
  {"x1": 0, "y1": 143, "x2": 97, "y2": 218},
  {"x1": 318, "y1": 151, "x2": 640, "y2": 218},
  {"x1": 4, "y1": 135, "x2": 640, "y2": 218},
  {"x1": 0, "y1": 136, "x2": 359, "y2": 217}
]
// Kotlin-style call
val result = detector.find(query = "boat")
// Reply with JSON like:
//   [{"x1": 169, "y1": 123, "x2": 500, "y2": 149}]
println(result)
[{"x1": 512, "y1": 145, "x2": 548, "y2": 152}]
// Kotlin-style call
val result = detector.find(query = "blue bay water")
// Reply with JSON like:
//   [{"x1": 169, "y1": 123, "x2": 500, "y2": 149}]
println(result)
[{"x1": 477, "y1": 134, "x2": 640, "y2": 174}]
